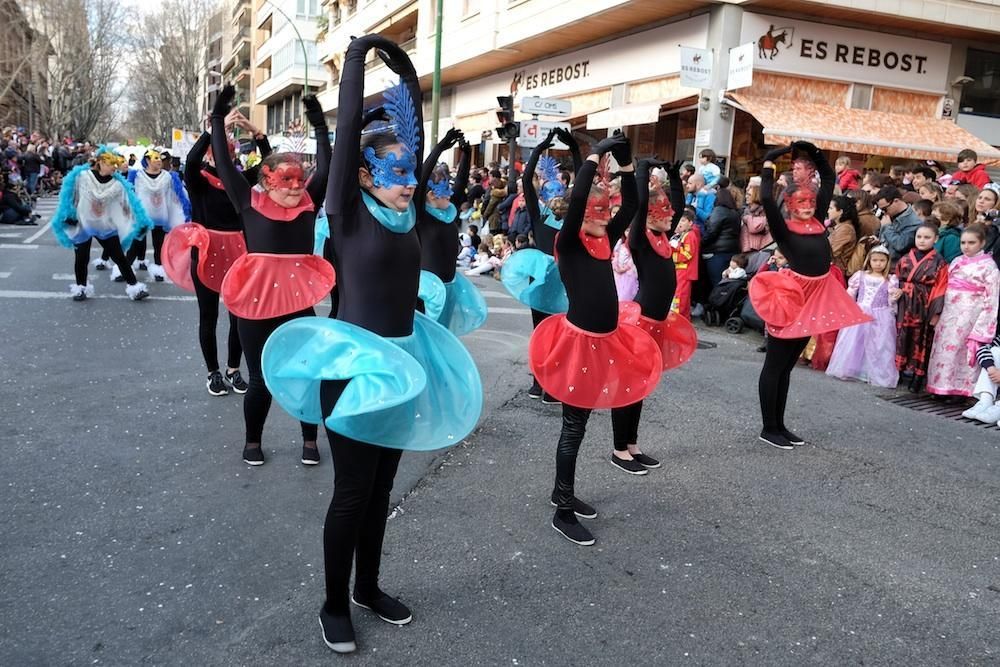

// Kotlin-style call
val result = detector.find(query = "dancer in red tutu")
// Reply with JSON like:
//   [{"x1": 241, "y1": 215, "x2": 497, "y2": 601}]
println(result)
[
  {"x1": 748, "y1": 141, "x2": 870, "y2": 449},
  {"x1": 610, "y1": 158, "x2": 697, "y2": 475},
  {"x1": 529, "y1": 131, "x2": 662, "y2": 546},
  {"x1": 166, "y1": 110, "x2": 271, "y2": 396}
]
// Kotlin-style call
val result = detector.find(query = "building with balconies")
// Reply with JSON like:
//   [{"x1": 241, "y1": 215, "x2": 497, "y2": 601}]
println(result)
[
  {"x1": 224, "y1": 0, "x2": 259, "y2": 127},
  {"x1": 316, "y1": 0, "x2": 1000, "y2": 177},
  {"x1": 198, "y1": 7, "x2": 227, "y2": 122}
]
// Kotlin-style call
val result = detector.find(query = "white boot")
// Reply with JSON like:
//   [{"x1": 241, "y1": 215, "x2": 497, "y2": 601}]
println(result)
[
  {"x1": 69, "y1": 283, "x2": 94, "y2": 301},
  {"x1": 962, "y1": 397, "x2": 992, "y2": 420},
  {"x1": 92, "y1": 258, "x2": 109, "y2": 270},
  {"x1": 977, "y1": 401, "x2": 1000, "y2": 424},
  {"x1": 110, "y1": 264, "x2": 124, "y2": 282},
  {"x1": 148, "y1": 263, "x2": 166, "y2": 282},
  {"x1": 125, "y1": 282, "x2": 149, "y2": 301}
]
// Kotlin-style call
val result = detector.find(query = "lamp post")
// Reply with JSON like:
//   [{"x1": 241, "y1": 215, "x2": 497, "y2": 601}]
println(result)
[{"x1": 430, "y1": 0, "x2": 444, "y2": 146}]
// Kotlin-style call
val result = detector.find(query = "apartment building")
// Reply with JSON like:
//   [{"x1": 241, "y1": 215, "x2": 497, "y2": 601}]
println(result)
[
  {"x1": 1, "y1": 0, "x2": 51, "y2": 130},
  {"x1": 226, "y1": 0, "x2": 261, "y2": 128},
  {"x1": 315, "y1": 0, "x2": 1000, "y2": 178},
  {"x1": 197, "y1": 7, "x2": 227, "y2": 122}
]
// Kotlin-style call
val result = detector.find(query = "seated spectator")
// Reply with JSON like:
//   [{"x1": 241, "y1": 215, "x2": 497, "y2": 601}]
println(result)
[
  {"x1": 962, "y1": 331, "x2": 1000, "y2": 424},
  {"x1": 515, "y1": 234, "x2": 530, "y2": 250},
  {"x1": 465, "y1": 242, "x2": 498, "y2": 276},
  {"x1": 0, "y1": 174, "x2": 36, "y2": 225},
  {"x1": 456, "y1": 233, "x2": 475, "y2": 269},
  {"x1": 467, "y1": 224, "x2": 482, "y2": 251},
  {"x1": 951, "y1": 149, "x2": 992, "y2": 188},
  {"x1": 835, "y1": 156, "x2": 861, "y2": 192},
  {"x1": 697, "y1": 148, "x2": 721, "y2": 188},
  {"x1": 721, "y1": 253, "x2": 748, "y2": 281}
]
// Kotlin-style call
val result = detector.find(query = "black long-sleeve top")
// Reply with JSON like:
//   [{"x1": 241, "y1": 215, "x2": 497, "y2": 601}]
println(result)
[
  {"x1": 184, "y1": 132, "x2": 271, "y2": 231},
  {"x1": 209, "y1": 108, "x2": 328, "y2": 254},
  {"x1": 628, "y1": 161, "x2": 685, "y2": 321},
  {"x1": 760, "y1": 153, "x2": 835, "y2": 277},
  {"x1": 556, "y1": 159, "x2": 638, "y2": 333},
  {"x1": 523, "y1": 143, "x2": 557, "y2": 256},
  {"x1": 326, "y1": 36, "x2": 424, "y2": 338},
  {"x1": 417, "y1": 137, "x2": 470, "y2": 282}
]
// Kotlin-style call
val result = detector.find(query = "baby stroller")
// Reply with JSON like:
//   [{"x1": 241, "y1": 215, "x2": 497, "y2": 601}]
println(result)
[
  {"x1": 702, "y1": 277, "x2": 749, "y2": 330},
  {"x1": 725, "y1": 249, "x2": 773, "y2": 334}
]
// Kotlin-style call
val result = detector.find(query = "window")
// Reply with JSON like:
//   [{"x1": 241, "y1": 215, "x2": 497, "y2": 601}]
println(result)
[
  {"x1": 961, "y1": 48, "x2": 1000, "y2": 117},
  {"x1": 849, "y1": 84, "x2": 872, "y2": 110}
]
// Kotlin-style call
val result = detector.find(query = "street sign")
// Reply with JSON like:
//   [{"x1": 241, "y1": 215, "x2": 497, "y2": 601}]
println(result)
[
  {"x1": 521, "y1": 96, "x2": 572, "y2": 117},
  {"x1": 518, "y1": 119, "x2": 571, "y2": 149}
]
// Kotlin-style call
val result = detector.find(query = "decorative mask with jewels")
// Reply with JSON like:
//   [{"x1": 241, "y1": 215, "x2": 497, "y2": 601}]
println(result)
[
  {"x1": 262, "y1": 163, "x2": 305, "y2": 190},
  {"x1": 364, "y1": 147, "x2": 418, "y2": 189}
]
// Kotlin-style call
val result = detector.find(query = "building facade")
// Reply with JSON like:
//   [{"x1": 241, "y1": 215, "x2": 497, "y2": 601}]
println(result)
[
  {"x1": 1, "y1": 0, "x2": 51, "y2": 130},
  {"x1": 197, "y1": 7, "x2": 227, "y2": 122},
  {"x1": 315, "y1": 0, "x2": 1000, "y2": 175}
]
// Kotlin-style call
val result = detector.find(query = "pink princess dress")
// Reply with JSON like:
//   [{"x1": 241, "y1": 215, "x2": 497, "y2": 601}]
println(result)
[{"x1": 826, "y1": 271, "x2": 900, "y2": 388}]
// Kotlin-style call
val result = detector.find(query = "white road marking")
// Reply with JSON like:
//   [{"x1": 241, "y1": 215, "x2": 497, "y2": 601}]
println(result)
[
  {"x1": 0, "y1": 232, "x2": 23, "y2": 238},
  {"x1": 24, "y1": 221, "x2": 52, "y2": 244},
  {"x1": 487, "y1": 307, "x2": 528, "y2": 314},
  {"x1": 0, "y1": 289, "x2": 197, "y2": 302},
  {"x1": 0, "y1": 243, "x2": 38, "y2": 249},
  {"x1": 0, "y1": 272, "x2": 11, "y2": 278},
  {"x1": 480, "y1": 289, "x2": 514, "y2": 300},
  {"x1": 52, "y1": 273, "x2": 76, "y2": 281}
]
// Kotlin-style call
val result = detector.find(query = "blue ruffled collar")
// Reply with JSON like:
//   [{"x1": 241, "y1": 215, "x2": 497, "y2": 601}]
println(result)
[
  {"x1": 542, "y1": 208, "x2": 563, "y2": 231},
  {"x1": 362, "y1": 190, "x2": 416, "y2": 233},
  {"x1": 425, "y1": 202, "x2": 457, "y2": 223}
]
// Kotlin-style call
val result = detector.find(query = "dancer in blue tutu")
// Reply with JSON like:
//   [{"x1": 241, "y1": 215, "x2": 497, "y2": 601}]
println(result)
[
  {"x1": 416, "y1": 127, "x2": 488, "y2": 335},
  {"x1": 260, "y1": 36, "x2": 482, "y2": 654}
]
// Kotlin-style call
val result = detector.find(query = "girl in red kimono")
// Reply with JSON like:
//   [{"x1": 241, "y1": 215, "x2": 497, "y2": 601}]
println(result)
[{"x1": 892, "y1": 223, "x2": 948, "y2": 393}]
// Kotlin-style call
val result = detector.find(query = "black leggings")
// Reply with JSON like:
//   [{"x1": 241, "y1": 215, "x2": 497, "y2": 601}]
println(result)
[
  {"x1": 554, "y1": 404, "x2": 592, "y2": 513},
  {"x1": 758, "y1": 335, "x2": 810, "y2": 432},
  {"x1": 320, "y1": 380, "x2": 402, "y2": 615},
  {"x1": 192, "y1": 249, "x2": 241, "y2": 373},
  {"x1": 74, "y1": 236, "x2": 136, "y2": 286},
  {"x1": 611, "y1": 401, "x2": 643, "y2": 451},
  {"x1": 126, "y1": 227, "x2": 166, "y2": 265},
  {"x1": 237, "y1": 309, "x2": 318, "y2": 445}
]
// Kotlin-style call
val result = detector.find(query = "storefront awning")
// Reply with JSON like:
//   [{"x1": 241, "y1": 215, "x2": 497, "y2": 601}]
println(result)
[
  {"x1": 586, "y1": 96, "x2": 695, "y2": 130},
  {"x1": 728, "y1": 92, "x2": 1000, "y2": 163}
]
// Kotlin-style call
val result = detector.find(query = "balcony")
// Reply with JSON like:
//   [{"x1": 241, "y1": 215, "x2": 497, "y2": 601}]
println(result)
[
  {"x1": 232, "y1": 0, "x2": 249, "y2": 19},
  {"x1": 232, "y1": 26, "x2": 251, "y2": 50}
]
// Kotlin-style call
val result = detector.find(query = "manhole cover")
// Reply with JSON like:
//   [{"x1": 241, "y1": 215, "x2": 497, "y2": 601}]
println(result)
[{"x1": 881, "y1": 394, "x2": 1000, "y2": 430}]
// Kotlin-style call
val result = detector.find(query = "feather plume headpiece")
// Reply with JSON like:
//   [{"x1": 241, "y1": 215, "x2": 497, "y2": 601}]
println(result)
[{"x1": 382, "y1": 79, "x2": 420, "y2": 157}]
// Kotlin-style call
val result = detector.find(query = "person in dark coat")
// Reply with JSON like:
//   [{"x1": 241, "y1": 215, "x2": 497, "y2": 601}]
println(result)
[{"x1": 701, "y1": 185, "x2": 741, "y2": 288}]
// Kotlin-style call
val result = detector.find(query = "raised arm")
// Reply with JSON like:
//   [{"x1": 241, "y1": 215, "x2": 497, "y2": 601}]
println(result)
[
  {"x1": 760, "y1": 146, "x2": 792, "y2": 245},
  {"x1": 452, "y1": 137, "x2": 471, "y2": 208},
  {"x1": 554, "y1": 127, "x2": 582, "y2": 175},
  {"x1": 420, "y1": 128, "x2": 462, "y2": 197},
  {"x1": 303, "y1": 95, "x2": 331, "y2": 205},
  {"x1": 328, "y1": 37, "x2": 375, "y2": 217},
  {"x1": 666, "y1": 161, "x2": 685, "y2": 231},
  {"x1": 523, "y1": 130, "x2": 556, "y2": 226},
  {"x1": 209, "y1": 86, "x2": 250, "y2": 211},
  {"x1": 376, "y1": 42, "x2": 425, "y2": 212},
  {"x1": 560, "y1": 159, "x2": 596, "y2": 250},
  {"x1": 607, "y1": 136, "x2": 636, "y2": 244},
  {"x1": 184, "y1": 132, "x2": 211, "y2": 187}
]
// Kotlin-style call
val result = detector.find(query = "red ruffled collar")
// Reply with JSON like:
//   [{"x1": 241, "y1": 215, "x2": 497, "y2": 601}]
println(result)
[
  {"x1": 643, "y1": 228, "x2": 672, "y2": 259},
  {"x1": 580, "y1": 229, "x2": 611, "y2": 260},
  {"x1": 250, "y1": 189, "x2": 315, "y2": 222},
  {"x1": 785, "y1": 217, "x2": 826, "y2": 235},
  {"x1": 201, "y1": 169, "x2": 224, "y2": 190}
]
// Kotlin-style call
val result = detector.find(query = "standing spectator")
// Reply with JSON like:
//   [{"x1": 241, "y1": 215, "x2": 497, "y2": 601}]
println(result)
[
  {"x1": 972, "y1": 185, "x2": 999, "y2": 225},
  {"x1": 850, "y1": 189, "x2": 882, "y2": 238},
  {"x1": 684, "y1": 172, "x2": 715, "y2": 232},
  {"x1": 910, "y1": 166, "x2": 937, "y2": 192},
  {"x1": 19, "y1": 145, "x2": 43, "y2": 196},
  {"x1": 701, "y1": 184, "x2": 741, "y2": 289},
  {"x1": 950, "y1": 149, "x2": 992, "y2": 188},
  {"x1": 828, "y1": 195, "x2": 860, "y2": 275},
  {"x1": 835, "y1": 156, "x2": 861, "y2": 192},
  {"x1": 670, "y1": 210, "x2": 700, "y2": 319},
  {"x1": 876, "y1": 185, "x2": 922, "y2": 264},
  {"x1": 740, "y1": 176, "x2": 772, "y2": 251},
  {"x1": 932, "y1": 200, "x2": 965, "y2": 263},
  {"x1": 465, "y1": 171, "x2": 485, "y2": 210},
  {"x1": 611, "y1": 237, "x2": 638, "y2": 301},
  {"x1": 918, "y1": 181, "x2": 943, "y2": 203},
  {"x1": 927, "y1": 223, "x2": 1000, "y2": 398}
]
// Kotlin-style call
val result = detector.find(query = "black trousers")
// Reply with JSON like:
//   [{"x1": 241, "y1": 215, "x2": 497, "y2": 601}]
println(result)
[
  {"x1": 192, "y1": 249, "x2": 241, "y2": 373},
  {"x1": 74, "y1": 236, "x2": 136, "y2": 286},
  {"x1": 237, "y1": 309, "x2": 318, "y2": 444},
  {"x1": 610, "y1": 401, "x2": 643, "y2": 451},
  {"x1": 758, "y1": 335, "x2": 810, "y2": 432},
  {"x1": 320, "y1": 380, "x2": 402, "y2": 615},
  {"x1": 554, "y1": 404, "x2": 592, "y2": 512},
  {"x1": 126, "y1": 227, "x2": 166, "y2": 265}
]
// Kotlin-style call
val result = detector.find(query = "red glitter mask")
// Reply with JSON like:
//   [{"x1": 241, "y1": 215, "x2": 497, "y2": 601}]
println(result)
[
  {"x1": 786, "y1": 188, "x2": 817, "y2": 216},
  {"x1": 647, "y1": 185, "x2": 673, "y2": 227},
  {"x1": 263, "y1": 164, "x2": 305, "y2": 190},
  {"x1": 584, "y1": 156, "x2": 613, "y2": 226}
]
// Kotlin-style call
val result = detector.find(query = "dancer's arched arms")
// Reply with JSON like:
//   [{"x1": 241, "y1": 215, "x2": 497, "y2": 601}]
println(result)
[
  {"x1": 210, "y1": 86, "x2": 250, "y2": 211},
  {"x1": 452, "y1": 137, "x2": 471, "y2": 208},
  {"x1": 303, "y1": 95, "x2": 331, "y2": 205}
]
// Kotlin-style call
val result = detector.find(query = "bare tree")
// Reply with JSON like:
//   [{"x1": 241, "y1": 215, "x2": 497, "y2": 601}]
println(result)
[{"x1": 125, "y1": 0, "x2": 212, "y2": 143}]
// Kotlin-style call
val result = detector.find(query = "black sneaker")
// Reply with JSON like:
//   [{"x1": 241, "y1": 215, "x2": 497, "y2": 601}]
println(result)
[
  {"x1": 318, "y1": 609, "x2": 356, "y2": 653},
  {"x1": 138, "y1": 262, "x2": 148, "y2": 271},
  {"x1": 206, "y1": 371, "x2": 229, "y2": 396},
  {"x1": 548, "y1": 495, "x2": 597, "y2": 519},
  {"x1": 759, "y1": 430, "x2": 794, "y2": 450},
  {"x1": 541, "y1": 393, "x2": 560, "y2": 405},
  {"x1": 225, "y1": 369, "x2": 249, "y2": 394},
  {"x1": 610, "y1": 453, "x2": 649, "y2": 475},
  {"x1": 302, "y1": 446, "x2": 320, "y2": 466},
  {"x1": 528, "y1": 378, "x2": 543, "y2": 399},
  {"x1": 112, "y1": 274, "x2": 125, "y2": 283},
  {"x1": 779, "y1": 429, "x2": 805, "y2": 446},
  {"x1": 551, "y1": 512, "x2": 595, "y2": 546},
  {"x1": 242, "y1": 445, "x2": 264, "y2": 466},
  {"x1": 351, "y1": 591, "x2": 412, "y2": 625},
  {"x1": 72, "y1": 291, "x2": 87, "y2": 302},
  {"x1": 632, "y1": 452, "x2": 661, "y2": 468}
]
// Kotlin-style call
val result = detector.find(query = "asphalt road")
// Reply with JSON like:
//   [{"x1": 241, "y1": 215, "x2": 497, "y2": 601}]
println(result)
[{"x1": 2, "y1": 198, "x2": 998, "y2": 666}]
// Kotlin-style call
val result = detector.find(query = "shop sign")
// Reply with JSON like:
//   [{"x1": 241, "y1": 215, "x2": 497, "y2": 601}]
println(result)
[
  {"x1": 740, "y1": 13, "x2": 951, "y2": 93},
  {"x1": 519, "y1": 119, "x2": 571, "y2": 149},
  {"x1": 680, "y1": 47, "x2": 713, "y2": 89},
  {"x1": 727, "y1": 42, "x2": 755, "y2": 90}
]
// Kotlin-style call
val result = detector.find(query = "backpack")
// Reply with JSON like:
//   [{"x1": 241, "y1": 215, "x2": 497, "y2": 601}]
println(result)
[{"x1": 846, "y1": 235, "x2": 879, "y2": 277}]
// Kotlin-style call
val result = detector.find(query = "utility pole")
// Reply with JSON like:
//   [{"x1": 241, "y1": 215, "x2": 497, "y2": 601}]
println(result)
[{"x1": 430, "y1": 0, "x2": 444, "y2": 145}]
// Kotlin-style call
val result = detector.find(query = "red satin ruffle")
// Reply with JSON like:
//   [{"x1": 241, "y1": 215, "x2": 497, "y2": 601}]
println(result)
[
  {"x1": 749, "y1": 269, "x2": 871, "y2": 339},
  {"x1": 162, "y1": 223, "x2": 247, "y2": 293},
  {"x1": 221, "y1": 252, "x2": 335, "y2": 320},
  {"x1": 618, "y1": 301, "x2": 697, "y2": 371}
]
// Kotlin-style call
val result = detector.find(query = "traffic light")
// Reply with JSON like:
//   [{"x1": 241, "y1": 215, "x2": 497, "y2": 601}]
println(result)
[{"x1": 495, "y1": 95, "x2": 519, "y2": 141}]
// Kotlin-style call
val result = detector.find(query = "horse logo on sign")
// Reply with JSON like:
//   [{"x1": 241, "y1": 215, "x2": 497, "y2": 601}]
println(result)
[{"x1": 757, "y1": 25, "x2": 794, "y2": 60}]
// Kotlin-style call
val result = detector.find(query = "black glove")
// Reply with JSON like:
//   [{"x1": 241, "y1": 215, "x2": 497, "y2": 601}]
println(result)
[
  {"x1": 609, "y1": 131, "x2": 632, "y2": 165},
  {"x1": 536, "y1": 129, "x2": 557, "y2": 151},
  {"x1": 303, "y1": 95, "x2": 326, "y2": 127},
  {"x1": 362, "y1": 106, "x2": 389, "y2": 127},
  {"x1": 791, "y1": 140, "x2": 820, "y2": 158},
  {"x1": 640, "y1": 157, "x2": 668, "y2": 170},
  {"x1": 667, "y1": 160, "x2": 683, "y2": 179},
  {"x1": 376, "y1": 44, "x2": 416, "y2": 77},
  {"x1": 212, "y1": 85, "x2": 236, "y2": 118},
  {"x1": 593, "y1": 131, "x2": 627, "y2": 157},
  {"x1": 762, "y1": 146, "x2": 792, "y2": 163},
  {"x1": 442, "y1": 127, "x2": 463, "y2": 148},
  {"x1": 553, "y1": 127, "x2": 575, "y2": 146},
  {"x1": 458, "y1": 137, "x2": 471, "y2": 152}
]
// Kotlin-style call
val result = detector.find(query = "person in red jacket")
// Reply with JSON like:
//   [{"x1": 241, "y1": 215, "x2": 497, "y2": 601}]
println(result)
[
  {"x1": 835, "y1": 155, "x2": 861, "y2": 192},
  {"x1": 951, "y1": 149, "x2": 992, "y2": 188},
  {"x1": 671, "y1": 209, "x2": 700, "y2": 318}
]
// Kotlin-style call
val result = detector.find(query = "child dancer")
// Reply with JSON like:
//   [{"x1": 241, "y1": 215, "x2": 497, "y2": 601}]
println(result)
[
  {"x1": 927, "y1": 223, "x2": 1000, "y2": 397},
  {"x1": 826, "y1": 246, "x2": 900, "y2": 388},
  {"x1": 893, "y1": 223, "x2": 948, "y2": 393}
]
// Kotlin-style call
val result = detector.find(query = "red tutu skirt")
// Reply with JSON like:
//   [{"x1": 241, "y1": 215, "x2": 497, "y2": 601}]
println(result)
[
  {"x1": 618, "y1": 301, "x2": 697, "y2": 371},
  {"x1": 749, "y1": 269, "x2": 871, "y2": 339},
  {"x1": 221, "y1": 252, "x2": 336, "y2": 320},
  {"x1": 162, "y1": 223, "x2": 247, "y2": 293},
  {"x1": 529, "y1": 315, "x2": 662, "y2": 409}
]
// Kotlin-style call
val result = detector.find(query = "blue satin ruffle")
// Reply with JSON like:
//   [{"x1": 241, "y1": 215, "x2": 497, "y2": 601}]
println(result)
[
  {"x1": 438, "y1": 273, "x2": 488, "y2": 336},
  {"x1": 500, "y1": 248, "x2": 568, "y2": 315},
  {"x1": 418, "y1": 270, "x2": 447, "y2": 321}
]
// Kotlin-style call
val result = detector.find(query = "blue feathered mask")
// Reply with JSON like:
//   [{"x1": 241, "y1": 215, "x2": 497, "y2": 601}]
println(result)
[{"x1": 363, "y1": 78, "x2": 421, "y2": 189}]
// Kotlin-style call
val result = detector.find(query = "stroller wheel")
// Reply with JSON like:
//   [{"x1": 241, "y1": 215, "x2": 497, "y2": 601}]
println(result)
[{"x1": 725, "y1": 317, "x2": 744, "y2": 334}]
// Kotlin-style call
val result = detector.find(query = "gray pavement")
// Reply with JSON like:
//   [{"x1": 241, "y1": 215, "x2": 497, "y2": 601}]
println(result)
[{"x1": 2, "y1": 200, "x2": 998, "y2": 665}]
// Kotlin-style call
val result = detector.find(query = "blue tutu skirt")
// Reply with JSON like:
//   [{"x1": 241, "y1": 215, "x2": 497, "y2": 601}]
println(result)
[
  {"x1": 418, "y1": 270, "x2": 447, "y2": 321},
  {"x1": 262, "y1": 312, "x2": 482, "y2": 451},
  {"x1": 438, "y1": 273, "x2": 488, "y2": 336},
  {"x1": 501, "y1": 249, "x2": 568, "y2": 314}
]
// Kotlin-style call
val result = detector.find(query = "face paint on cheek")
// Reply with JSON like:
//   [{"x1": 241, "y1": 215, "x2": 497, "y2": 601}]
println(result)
[{"x1": 363, "y1": 148, "x2": 418, "y2": 189}]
